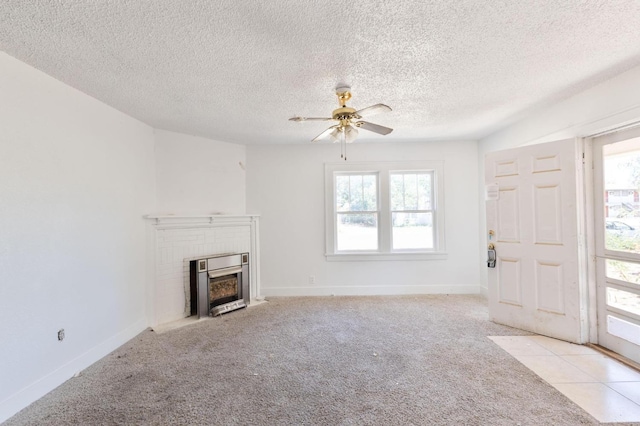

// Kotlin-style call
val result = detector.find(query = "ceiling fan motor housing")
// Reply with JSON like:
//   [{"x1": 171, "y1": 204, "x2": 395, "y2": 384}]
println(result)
[{"x1": 332, "y1": 106, "x2": 356, "y2": 121}]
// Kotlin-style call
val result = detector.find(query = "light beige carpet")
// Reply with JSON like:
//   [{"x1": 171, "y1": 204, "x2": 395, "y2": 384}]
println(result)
[{"x1": 5, "y1": 295, "x2": 622, "y2": 425}]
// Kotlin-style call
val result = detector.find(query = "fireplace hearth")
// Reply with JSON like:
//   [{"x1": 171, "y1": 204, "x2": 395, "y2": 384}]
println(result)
[{"x1": 189, "y1": 253, "x2": 249, "y2": 318}]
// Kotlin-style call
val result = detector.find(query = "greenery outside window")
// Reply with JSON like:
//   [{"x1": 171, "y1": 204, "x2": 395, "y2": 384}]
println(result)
[
  {"x1": 390, "y1": 172, "x2": 434, "y2": 250},
  {"x1": 325, "y1": 161, "x2": 446, "y2": 261},
  {"x1": 335, "y1": 173, "x2": 379, "y2": 251}
]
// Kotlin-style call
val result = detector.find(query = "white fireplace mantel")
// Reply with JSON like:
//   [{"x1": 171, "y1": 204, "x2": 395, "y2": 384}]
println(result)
[
  {"x1": 146, "y1": 213, "x2": 259, "y2": 226},
  {"x1": 145, "y1": 214, "x2": 261, "y2": 327}
]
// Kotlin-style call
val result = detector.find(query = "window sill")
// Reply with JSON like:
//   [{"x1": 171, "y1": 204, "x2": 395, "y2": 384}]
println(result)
[{"x1": 325, "y1": 252, "x2": 448, "y2": 262}]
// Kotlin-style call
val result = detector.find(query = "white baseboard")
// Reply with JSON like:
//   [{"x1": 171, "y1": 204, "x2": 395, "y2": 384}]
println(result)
[
  {"x1": 0, "y1": 319, "x2": 148, "y2": 424},
  {"x1": 479, "y1": 285, "x2": 488, "y2": 298},
  {"x1": 262, "y1": 285, "x2": 481, "y2": 297}
]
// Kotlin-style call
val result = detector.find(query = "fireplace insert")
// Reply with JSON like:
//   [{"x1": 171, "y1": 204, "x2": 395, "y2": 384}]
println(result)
[{"x1": 189, "y1": 253, "x2": 249, "y2": 318}]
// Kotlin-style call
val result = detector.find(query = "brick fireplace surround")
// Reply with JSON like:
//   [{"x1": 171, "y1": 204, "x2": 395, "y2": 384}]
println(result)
[{"x1": 145, "y1": 215, "x2": 261, "y2": 326}]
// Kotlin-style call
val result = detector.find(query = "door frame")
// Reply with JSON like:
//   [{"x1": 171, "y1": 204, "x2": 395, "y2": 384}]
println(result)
[
  {"x1": 585, "y1": 126, "x2": 640, "y2": 359},
  {"x1": 484, "y1": 125, "x2": 640, "y2": 347},
  {"x1": 481, "y1": 104, "x2": 640, "y2": 348},
  {"x1": 575, "y1": 137, "x2": 592, "y2": 344},
  {"x1": 485, "y1": 138, "x2": 590, "y2": 343},
  {"x1": 583, "y1": 136, "x2": 599, "y2": 343}
]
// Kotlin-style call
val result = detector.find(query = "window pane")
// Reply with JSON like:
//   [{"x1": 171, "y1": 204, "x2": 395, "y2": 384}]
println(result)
[
  {"x1": 606, "y1": 259, "x2": 640, "y2": 285},
  {"x1": 607, "y1": 315, "x2": 640, "y2": 346},
  {"x1": 603, "y1": 139, "x2": 640, "y2": 254},
  {"x1": 349, "y1": 175, "x2": 364, "y2": 211},
  {"x1": 336, "y1": 175, "x2": 350, "y2": 212},
  {"x1": 606, "y1": 287, "x2": 640, "y2": 316},
  {"x1": 337, "y1": 174, "x2": 377, "y2": 212},
  {"x1": 392, "y1": 212, "x2": 433, "y2": 249},
  {"x1": 337, "y1": 213, "x2": 378, "y2": 250},
  {"x1": 403, "y1": 174, "x2": 418, "y2": 210},
  {"x1": 391, "y1": 172, "x2": 432, "y2": 211},
  {"x1": 390, "y1": 174, "x2": 404, "y2": 210},
  {"x1": 417, "y1": 174, "x2": 431, "y2": 210},
  {"x1": 363, "y1": 175, "x2": 377, "y2": 211}
]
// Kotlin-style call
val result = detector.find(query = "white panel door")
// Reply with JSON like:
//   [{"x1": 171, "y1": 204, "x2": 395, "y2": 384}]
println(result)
[
  {"x1": 592, "y1": 128, "x2": 640, "y2": 364},
  {"x1": 485, "y1": 138, "x2": 585, "y2": 343}
]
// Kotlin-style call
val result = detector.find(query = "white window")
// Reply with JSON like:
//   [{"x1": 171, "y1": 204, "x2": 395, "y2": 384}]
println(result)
[
  {"x1": 325, "y1": 161, "x2": 446, "y2": 261},
  {"x1": 390, "y1": 172, "x2": 434, "y2": 250},
  {"x1": 335, "y1": 173, "x2": 379, "y2": 251}
]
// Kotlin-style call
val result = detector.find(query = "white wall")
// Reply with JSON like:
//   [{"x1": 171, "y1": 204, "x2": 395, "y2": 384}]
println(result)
[
  {"x1": 247, "y1": 140, "x2": 479, "y2": 296},
  {"x1": 0, "y1": 53, "x2": 156, "y2": 422},
  {"x1": 477, "y1": 64, "x2": 640, "y2": 292},
  {"x1": 154, "y1": 130, "x2": 246, "y2": 215}
]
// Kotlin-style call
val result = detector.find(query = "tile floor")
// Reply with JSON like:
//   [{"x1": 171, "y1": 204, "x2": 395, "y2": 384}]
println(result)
[{"x1": 489, "y1": 335, "x2": 640, "y2": 423}]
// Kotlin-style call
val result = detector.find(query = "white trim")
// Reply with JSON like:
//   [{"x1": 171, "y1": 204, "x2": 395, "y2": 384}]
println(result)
[
  {"x1": 250, "y1": 216, "x2": 263, "y2": 301},
  {"x1": 146, "y1": 221, "x2": 158, "y2": 327},
  {"x1": 574, "y1": 137, "x2": 590, "y2": 344},
  {"x1": 145, "y1": 214, "x2": 259, "y2": 220},
  {"x1": 144, "y1": 214, "x2": 260, "y2": 227},
  {"x1": 325, "y1": 252, "x2": 447, "y2": 261},
  {"x1": 262, "y1": 285, "x2": 480, "y2": 297},
  {"x1": 324, "y1": 161, "x2": 445, "y2": 258},
  {"x1": 583, "y1": 137, "x2": 599, "y2": 344},
  {"x1": 0, "y1": 319, "x2": 147, "y2": 424}
]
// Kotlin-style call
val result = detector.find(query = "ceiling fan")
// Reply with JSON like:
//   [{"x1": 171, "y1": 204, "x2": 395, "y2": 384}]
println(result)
[{"x1": 289, "y1": 86, "x2": 393, "y2": 160}]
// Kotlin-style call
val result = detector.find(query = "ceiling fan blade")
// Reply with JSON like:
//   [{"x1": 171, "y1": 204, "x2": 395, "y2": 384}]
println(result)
[
  {"x1": 355, "y1": 121, "x2": 393, "y2": 136},
  {"x1": 289, "y1": 116, "x2": 333, "y2": 122},
  {"x1": 354, "y1": 103, "x2": 392, "y2": 118},
  {"x1": 312, "y1": 125, "x2": 339, "y2": 142}
]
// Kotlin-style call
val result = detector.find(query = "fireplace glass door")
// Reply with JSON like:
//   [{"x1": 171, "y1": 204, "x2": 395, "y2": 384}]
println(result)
[{"x1": 209, "y1": 273, "x2": 240, "y2": 309}]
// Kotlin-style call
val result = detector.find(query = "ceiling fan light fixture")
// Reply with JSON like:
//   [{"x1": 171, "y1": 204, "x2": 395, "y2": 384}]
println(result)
[
  {"x1": 345, "y1": 125, "x2": 358, "y2": 143},
  {"x1": 329, "y1": 127, "x2": 341, "y2": 143}
]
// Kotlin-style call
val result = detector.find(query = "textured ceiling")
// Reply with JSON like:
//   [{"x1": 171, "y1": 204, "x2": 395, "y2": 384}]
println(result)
[{"x1": 2, "y1": 1, "x2": 640, "y2": 145}]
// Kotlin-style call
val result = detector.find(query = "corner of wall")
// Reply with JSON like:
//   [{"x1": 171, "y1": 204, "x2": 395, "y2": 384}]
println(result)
[{"x1": 0, "y1": 320, "x2": 147, "y2": 424}]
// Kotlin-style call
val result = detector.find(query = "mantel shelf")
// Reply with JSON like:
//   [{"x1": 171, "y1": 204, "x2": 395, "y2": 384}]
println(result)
[
  {"x1": 145, "y1": 214, "x2": 260, "y2": 219},
  {"x1": 145, "y1": 214, "x2": 260, "y2": 226}
]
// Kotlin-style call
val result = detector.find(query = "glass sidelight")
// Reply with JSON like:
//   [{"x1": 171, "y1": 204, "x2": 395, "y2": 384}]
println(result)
[{"x1": 593, "y1": 130, "x2": 640, "y2": 364}]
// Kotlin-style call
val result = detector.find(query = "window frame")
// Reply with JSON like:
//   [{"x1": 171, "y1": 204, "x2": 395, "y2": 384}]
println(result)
[
  {"x1": 325, "y1": 161, "x2": 447, "y2": 261},
  {"x1": 389, "y1": 171, "x2": 436, "y2": 251},
  {"x1": 334, "y1": 172, "x2": 380, "y2": 252}
]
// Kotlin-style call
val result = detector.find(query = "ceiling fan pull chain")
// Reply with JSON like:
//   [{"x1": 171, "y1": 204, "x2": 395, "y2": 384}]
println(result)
[{"x1": 343, "y1": 133, "x2": 347, "y2": 161}]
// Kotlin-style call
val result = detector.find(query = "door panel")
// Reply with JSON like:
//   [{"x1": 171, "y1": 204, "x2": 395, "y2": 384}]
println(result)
[
  {"x1": 534, "y1": 185, "x2": 563, "y2": 244},
  {"x1": 485, "y1": 138, "x2": 585, "y2": 343},
  {"x1": 498, "y1": 187, "x2": 520, "y2": 242},
  {"x1": 498, "y1": 258, "x2": 522, "y2": 305},
  {"x1": 495, "y1": 159, "x2": 519, "y2": 176},
  {"x1": 536, "y1": 261, "x2": 564, "y2": 314},
  {"x1": 533, "y1": 154, "x2": 561, "y2": 172}
]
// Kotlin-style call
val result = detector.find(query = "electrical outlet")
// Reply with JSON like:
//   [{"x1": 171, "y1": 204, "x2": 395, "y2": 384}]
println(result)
[
  {"x1": 57, "y1": 329, "x2": 65, "y2": 341},
  {"x1": 308, "y1": 276, "x2": 315, "y2": 285}
]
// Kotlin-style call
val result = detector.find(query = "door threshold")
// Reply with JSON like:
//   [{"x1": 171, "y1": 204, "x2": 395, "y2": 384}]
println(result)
[{"x1": 586, "y1": 343, "x2": 640, "y2": 373}]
